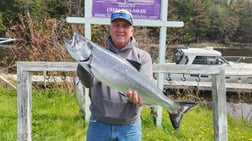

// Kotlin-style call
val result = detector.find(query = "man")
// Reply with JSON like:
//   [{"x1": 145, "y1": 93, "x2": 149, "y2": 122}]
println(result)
[{"x1": 77, "y1": 9, "x2": 153, "y2": 141}]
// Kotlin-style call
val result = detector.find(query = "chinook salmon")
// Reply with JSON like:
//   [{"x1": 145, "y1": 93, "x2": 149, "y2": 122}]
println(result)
[{"x1": 63, "y1": 32, "x2": 196, "y2": 130}]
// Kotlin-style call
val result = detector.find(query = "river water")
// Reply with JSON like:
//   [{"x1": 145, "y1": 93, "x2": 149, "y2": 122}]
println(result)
[{"x1": 216, "y1": 47, "x2": 252, "y2": 63}]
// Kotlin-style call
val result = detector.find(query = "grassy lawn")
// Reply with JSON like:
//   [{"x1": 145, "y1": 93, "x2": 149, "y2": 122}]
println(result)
[{"x1": 0, "y1": 87, "x2": 252, "y2": 141}]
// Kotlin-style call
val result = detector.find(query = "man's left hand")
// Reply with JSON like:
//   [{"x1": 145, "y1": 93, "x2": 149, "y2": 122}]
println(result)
[{"x1": 125, "y1": 90, "x2": 143, "y2": 106}]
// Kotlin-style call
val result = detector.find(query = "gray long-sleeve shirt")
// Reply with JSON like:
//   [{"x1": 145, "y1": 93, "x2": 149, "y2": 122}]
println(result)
[{"x1": 77, "y1": 37, "x2": 153, "y2": 124}]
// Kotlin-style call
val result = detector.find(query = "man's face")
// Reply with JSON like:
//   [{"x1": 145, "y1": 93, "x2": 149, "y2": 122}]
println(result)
[{"x1": 109, "y1": 19, "x2": 134, "y2": 50}]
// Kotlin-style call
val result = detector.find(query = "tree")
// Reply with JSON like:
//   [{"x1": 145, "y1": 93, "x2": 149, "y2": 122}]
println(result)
[
  {"x1": 191, "y1": 0, "x2": 210, "y2": 42},
  {"x1": 206, "y1": 0, "x2": 240, "y2": 44},
  {"x1": 1, "y1": 0, "x2": 84, "y2": 72},
  {"x1": 233, "y1": 0, "x2": 252, "y2": 43},
  {"x1": 169, "y1": 0, "x2": 210, "y2": 44},
  {"x1": 0, "y1": 0, "x2": 25, "y2": 36}
]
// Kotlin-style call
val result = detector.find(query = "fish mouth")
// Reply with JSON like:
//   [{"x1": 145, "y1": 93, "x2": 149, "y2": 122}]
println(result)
[{"x1": 63, "y1": 37, "x2": 72, "y2": 46}]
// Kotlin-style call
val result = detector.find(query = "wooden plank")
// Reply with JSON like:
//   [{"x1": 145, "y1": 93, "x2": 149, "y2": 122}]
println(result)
[
  {"x1": 153, "y1": 63, "x2": 252, "y2": 76},
  {"x1": 0, "y1": 75, "x2": 16, "y2": 89},
  {"x1": 212, "y1": 69, "x2": 228, "y2": 141},
  {"x1": 153, "y1": 64, "x2": 223, "y2": 75},
  {"x1": 163, "y1": 81, "x2": 252, "y2": 91},
  {"x1": 16, "y1": 62, "x2": 79, "y2": 141},
  {"x1": 17, "y1": 66, "x2": 32, "y2": 141},
  {"x1": 16, "y1": 61, "x2": 77, "y2": 72}
]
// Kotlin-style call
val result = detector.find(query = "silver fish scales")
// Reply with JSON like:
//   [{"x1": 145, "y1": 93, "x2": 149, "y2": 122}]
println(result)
[{"x1": 63, "y1": 32, "x2": 196, "y2": 130}]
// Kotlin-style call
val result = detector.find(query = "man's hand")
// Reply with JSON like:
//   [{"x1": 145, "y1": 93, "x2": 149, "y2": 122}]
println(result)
[{"x1": 125, "y1": 90, "x2": 143, "y2": 106}]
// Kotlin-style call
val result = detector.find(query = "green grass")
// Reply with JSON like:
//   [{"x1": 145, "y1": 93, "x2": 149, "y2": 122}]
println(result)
[{"x1": 0, "y1": 87, "x2": 252, "y2": 141}]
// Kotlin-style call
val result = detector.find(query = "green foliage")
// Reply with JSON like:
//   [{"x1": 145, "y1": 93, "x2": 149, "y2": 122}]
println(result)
[
  {"x1": 0, "y1": 12, "x2": 6, "y2": 31},
  {"x1": 0, "y1": 0, "x2": 251, "y2": 72},
  {"x1": 0, "y1": 87, "x2": 252, "y2": 141},
  {"x1": 168, "y1": 0, "x2": 251, "y2": 44},
  {"x1": 3, "y1": 15, "x2": 84, "y2": 72},
  {"x1": 0, "y1": 0, "x2": 252, "y2": 45},
  {"x1": 0, "y1": 0, "x2": 85, "y2": 72},
  {"x1": 233, "y1": 0, "x2": 252, "y2": 42},
  {"x1": 0, "y1": 0, "x2": 23, "y2": 34},
  {"x1": 91, "y1": 25, "x2": 109, "y2": 47},
  {"x1": 31, "y1": 89, "x2": 86, "y2": 140},
  {"x1": 169, "y1": 0, "x2": 211, "y2": 43},
  {"x1": 0, "y1": 0, "x2": 77, "y2": 35},
  {"x1": 0, "y1": 88, "x2": 86, "y2": 141},
  {"x1": 0, "y1": 88, "x2": 17, "y2": 140},
  {"x1": 24, "y1": 0, "x2": 70, "y2": 19}
]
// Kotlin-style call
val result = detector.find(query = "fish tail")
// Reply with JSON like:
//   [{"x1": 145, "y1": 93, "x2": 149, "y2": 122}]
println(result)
[{"x1": 168, "y1": 101, "x2": 197, "y2": 130}]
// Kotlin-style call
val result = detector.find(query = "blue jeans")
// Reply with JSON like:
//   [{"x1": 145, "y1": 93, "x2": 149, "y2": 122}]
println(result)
[{"x1": 86, "y1": 114, "x2": 142, "y2": 141}]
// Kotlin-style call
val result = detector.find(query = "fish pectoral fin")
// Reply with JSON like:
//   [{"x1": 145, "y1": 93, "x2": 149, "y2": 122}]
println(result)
[
  {"x1": 168, "y1": 101, "x2": 197, "y2": 130},
  {"x1": 79, "y1": 62, "x2": 93, "y2": 76}
]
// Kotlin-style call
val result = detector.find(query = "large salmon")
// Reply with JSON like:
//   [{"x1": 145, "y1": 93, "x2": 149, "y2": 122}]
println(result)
[{"x1": 63, "y1": 32, "x2": 196, "y2": 130}]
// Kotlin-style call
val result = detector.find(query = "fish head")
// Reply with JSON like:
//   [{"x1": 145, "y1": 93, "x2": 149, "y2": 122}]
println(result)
[{"x1": 63, "y1": 32, "x2": 92, "y2": 61}]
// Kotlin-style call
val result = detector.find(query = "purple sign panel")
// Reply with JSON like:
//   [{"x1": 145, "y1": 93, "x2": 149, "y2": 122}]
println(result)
[{"x1": 92, "y1": 0, "x2": 161, "y2": 20}]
